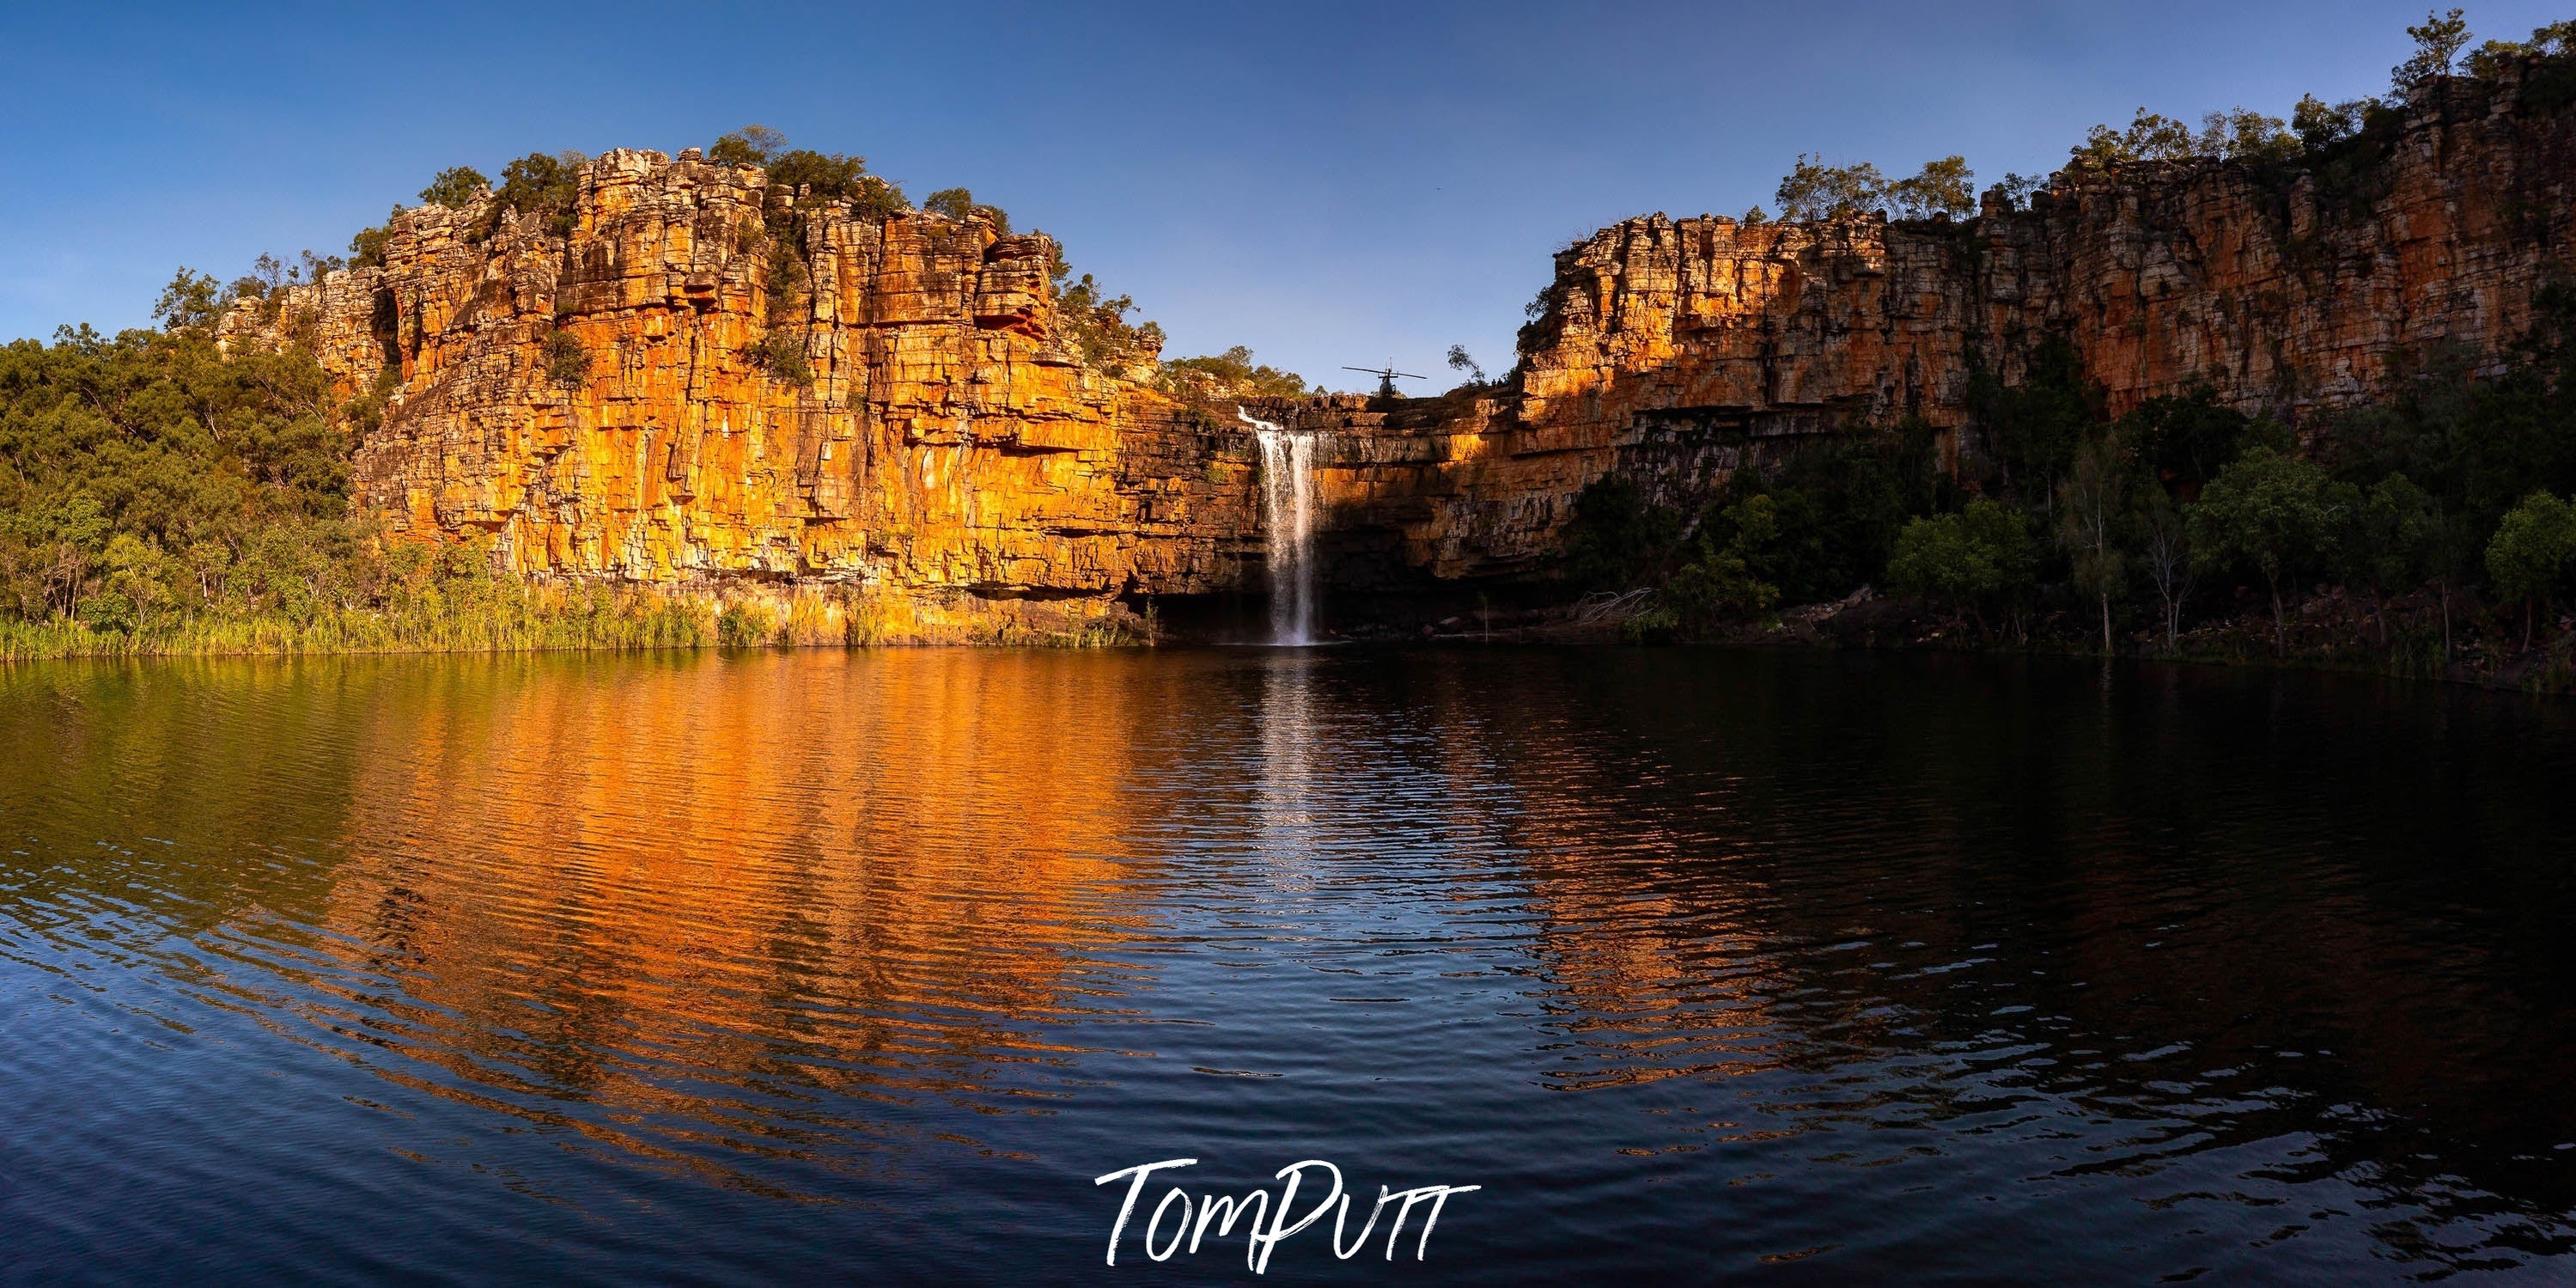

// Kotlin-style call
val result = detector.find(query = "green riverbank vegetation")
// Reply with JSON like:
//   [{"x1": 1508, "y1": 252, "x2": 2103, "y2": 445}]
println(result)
[
  {"x1": 1559, "y1": 12, "x2": 2576, "y2": 689},
  {"x1": 0, "y1": 272, "x2": 1142, "y2": 661},
  {"x1": 1568, "y1": 284, "x2": 2576, "y2": 688},
  {"x1": 0, "y1": 123, "x2": 1190, "y2": 661}
]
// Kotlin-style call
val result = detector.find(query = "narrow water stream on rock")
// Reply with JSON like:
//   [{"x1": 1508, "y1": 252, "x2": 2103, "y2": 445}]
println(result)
[{"x1": 1243, "y1": 409, "x2": 1329, "y2": 644}]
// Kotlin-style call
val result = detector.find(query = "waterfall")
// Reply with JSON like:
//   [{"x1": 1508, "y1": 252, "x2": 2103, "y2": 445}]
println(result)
[{"x1": 1239, "y1": 409, "x2": 1328, "y2": 645}]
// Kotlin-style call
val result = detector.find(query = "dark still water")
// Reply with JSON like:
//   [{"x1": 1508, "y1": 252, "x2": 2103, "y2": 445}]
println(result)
[{"x1": 5, "y1": 649, "x2": 2576, "y2": 1285}]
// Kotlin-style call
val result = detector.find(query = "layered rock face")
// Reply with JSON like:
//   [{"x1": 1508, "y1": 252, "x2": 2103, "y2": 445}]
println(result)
[
  {"x1": 1439, "y1": 70, "x2": 2576, "y2": 571},
  {"x1": 228, "y1": 148, "x2": 1260, "y2": 638},
  {"x1": 233, "y1": 73, "x2": 2574, "y2": 628}
]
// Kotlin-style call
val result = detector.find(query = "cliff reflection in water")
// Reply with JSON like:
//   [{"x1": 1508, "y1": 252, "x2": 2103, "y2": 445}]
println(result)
[
  {"x1": 4, "y1": 649, "x2": 2576, "y2": 1283},
  {"x1": 321, "y1": 651, "x2": 1183, "y2": 1180}
]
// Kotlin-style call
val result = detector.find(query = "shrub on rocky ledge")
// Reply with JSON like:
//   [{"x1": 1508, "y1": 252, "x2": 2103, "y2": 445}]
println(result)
[
  {"x1": 542, "y1": 329, "x2": 590, "y2": 387},
  {"x1": 1157, "y1": 345, "x2": 1312, "y2": 402},
  {"x1": 756, "y1": 331, "x2": 814, "y2": 387}
]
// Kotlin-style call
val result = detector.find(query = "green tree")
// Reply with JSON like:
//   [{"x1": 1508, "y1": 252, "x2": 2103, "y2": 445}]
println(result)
[
  {"x1": 2197, "y1": 107, "x2": 2300, "y2": 162},
  {"x1": 2056, "y1": 438, "x2": 2128, "y2": 654},
  {"x1": 1708, "y1": 425, "x2": 1937, "y2": 604},
  {"x1": 2116, "y1": 387, "x2": 2256, "y2": 493},
  {"x1": 769, "y1": 149, "x2": 898, "y2": 213},
  {"x1": 490, "y1": 151, "x2": 586, "y2": 237},
  {"x1": 1770, "y1": 154, "x2": 1979, "y2": 222},
  {"x1": 1973, "y1": 333, "x2": 2098, "y2": 497},
  {"x1": 543, "y1": 330, "x2": 591, "y2": 386},
  {"x1": 1562, "y1": 476, "x2": 1679, "y2": 590},
  {"x1": 1445, "y1": 345, "x2": 1487, "y2": 384},
  {"x1": 1775, "y1": 155, "x2": 1886, "y2": 220},
  {"x1": 2394, "y1": 8, "x2": 2472, "y2": 89},
  {"x1": 1641, "y1": 494, "x2": 1781, "y2": 635},
  {"x1": 2134, "y1": 487, "x2": 2196, "y2": 650},
  {"x1": 1886, "y1": 156, "x2": 1976, "y2": 220},
  {"x1": 2292, "y1": 95, "x2": 2371, "y2": 150},
  {"x1": 2484, "y1": 491, "x2": 2576, "y2": 651},
  {"x1": 417, "y1": 166, "x2": 490, "y2": 210},
  {"x1": 1887, "y1": 499, "x2": 2036, "y2": 636},
  {"x1": 100, "y1": 533, "x2": 176, "y2": 632},
  {"x1": 756, "y1": 330, "x2": 813, "y2": 387},
  {"x1": 1047, "y1": 245, "x2": 1161, "y2": 371},
  {"x1": 1156, "y1": 345, "x2": 1314, "y2": 400},
  {"x1": 2190, "y1": 445, "x2": 2346, "y2": 655},
  {"x1": 152, "y1": 270, "x2": 222, "y2": 333},
  {"x1": 2071, "y1": 108, "x2": 2199, "y2": 167},
  {"x1": 2423, "y1": 501, "x2": 2485, "y2": 662},
  {"x1": 922, "y1": 186, "x2": 1009, "y2": 230},
  {"x1": 2465, "y1": 20, "x2": 2576, "y2": 77},
  {"x1": 348, "y1": 206, "x2": 403, "y2": 269},
  {"x1": 709, "y1": 125, "x2": 786, "y2": 167},
  {"x1": 2337, "y1": 473, "x2": 2436, "y2": 647}
]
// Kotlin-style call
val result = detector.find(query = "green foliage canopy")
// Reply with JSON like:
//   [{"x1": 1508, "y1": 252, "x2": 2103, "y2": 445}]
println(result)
[
  {"x1": 1157, "y1": 345, "x2": 1313, "y2": 401},
  {"x1": 2394, "y1": 8, "x2": 2473, "y2": 88},
  {"x1": 2485, "y1": 491, "x2": 2576, "y2": 607},
  {"x1": 417, "y1": 166, "x2": 489, "y2": 210},
  {"x1": 1886, "y1": 500, "x2": 2036, "y2": 629},
  {"x1": 490, "y1": 151, "x2": 587, "y2": 238},
  {"x1": 1774, "y1": 155, "x2": 1976, "y2": 221}
]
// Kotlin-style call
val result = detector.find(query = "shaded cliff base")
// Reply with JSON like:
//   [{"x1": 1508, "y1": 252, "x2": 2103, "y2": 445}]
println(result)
[
  {"x1": 1272, "y1": 582, "x2": 2576, "y2": 694},
  {"x1": 1703, "y1": 587, "x2": 2576, "y2": 693}
]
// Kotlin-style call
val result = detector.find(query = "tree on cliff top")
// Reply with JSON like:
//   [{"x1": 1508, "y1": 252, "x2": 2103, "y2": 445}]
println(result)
[
  {"x1": 2069, "y1": 109, "x2": 2200, "y2": 166},
  {"x1": 2466, "y1": 19, "x2": 2576, "y2": 77},
  {"x1": 923, "y1": 187, "x2": 1014, "y2": 233},
  {"x1": 2196, "y1": 107, "x2": 2302, "y2": 162},
  {"x1": 709, "y1": 125, "x2": 786, "y2": 168},
  {"x1": 710, "y1": 125, "x2": 907, "y2": 217},
  {"x1": 2068, "y1": 105, "x2": 2299, "y2": 168},
  {"x1": 1775, "y1": 156, "x2": 1885, "y2": 221},
  {"x1": 1047, "y1": 245, "x2": 1162, "y2": 372},
  {"x1": 2292, "y1": 95, "x2": 2372, "y2": 150},
  {"x1": 1157, "y1": 346, "x2": 1314, "y2": 401},
  {"x1": 489, "y1": 152, "x2": 588, "y2": 238},
  {"x1": 1774, "y1": 156, "x2": 1974, "y2": 222},
  {"x1": 2394, "y1": 8, "x2": 2473, "y2": 89},
  {"x1": 417, "y1": 166, "x2": 489, "y2": 210},
  {"x1": 1887, "y1": 157, "x2": 1976, "y2": 220}
]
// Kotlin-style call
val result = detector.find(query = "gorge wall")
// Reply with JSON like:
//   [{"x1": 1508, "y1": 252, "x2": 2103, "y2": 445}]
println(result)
[
  {"x1": 226, "y1": 147, "x2": 1266, "y2": 639},
  {"x1": 229, "y1": 70, "x2": 2576, "y2": 633}
]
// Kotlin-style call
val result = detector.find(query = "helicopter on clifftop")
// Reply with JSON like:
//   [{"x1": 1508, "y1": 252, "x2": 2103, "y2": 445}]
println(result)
[{"x1": 1342, "y1": 363, "x2": 1425, "y2": 400}]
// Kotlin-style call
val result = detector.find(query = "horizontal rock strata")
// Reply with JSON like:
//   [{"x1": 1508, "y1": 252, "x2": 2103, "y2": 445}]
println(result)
[{"x1": 225, "y1": 72, "x2": 2574, "y2": 626}]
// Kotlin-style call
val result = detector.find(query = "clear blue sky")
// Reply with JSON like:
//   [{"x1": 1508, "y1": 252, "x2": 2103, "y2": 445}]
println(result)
[{"x1": 3, "y1": 1, "x2": 2566, "y2": 392}]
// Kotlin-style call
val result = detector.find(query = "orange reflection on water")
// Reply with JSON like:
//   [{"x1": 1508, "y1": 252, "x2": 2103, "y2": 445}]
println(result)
[{"x1": 306, "y1": 650, "x2": 1187, "y2": 1175}]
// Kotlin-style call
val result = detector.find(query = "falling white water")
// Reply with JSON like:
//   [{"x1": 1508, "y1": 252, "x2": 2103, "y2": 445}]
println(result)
[{"x1": 1239, "y1": 408, "x2": 1329, "y2": 645}]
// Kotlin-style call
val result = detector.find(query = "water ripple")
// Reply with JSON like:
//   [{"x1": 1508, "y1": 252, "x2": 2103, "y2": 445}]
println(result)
[{"x1": 3, "y1": 649, "x2": 2574, "y2": 1283}]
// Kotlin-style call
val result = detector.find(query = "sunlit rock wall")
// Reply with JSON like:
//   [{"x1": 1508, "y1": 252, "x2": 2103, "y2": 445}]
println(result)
[
  {"x1": 1438, "y1": 69, "x2": 2576, "y2": 573},
  {"x1": 228, "y1": 148, "x2": 1262, "y2": 637},
  {"x1": 226, "y1": 70, "x2": 2576, "y2": 617}
]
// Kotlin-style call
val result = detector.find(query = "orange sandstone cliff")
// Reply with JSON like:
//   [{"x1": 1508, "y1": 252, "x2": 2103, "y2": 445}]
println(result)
[
  {"x1": 230, "y1": 71, "x2": 2576, "y2": 631},
  {"x1": 228, "y1": 146, "x2": 1260, "y2": 638}
]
